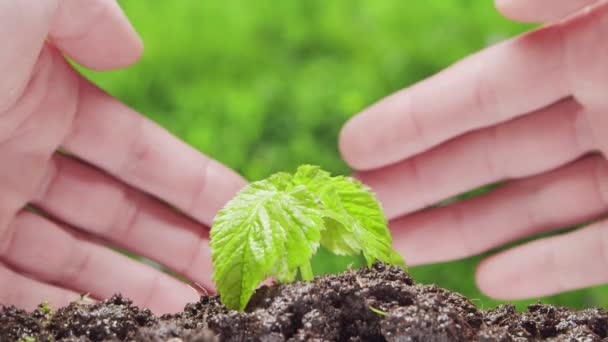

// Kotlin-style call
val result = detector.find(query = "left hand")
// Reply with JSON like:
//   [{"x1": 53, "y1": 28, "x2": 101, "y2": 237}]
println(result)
[
  {"x1": 0, "y1": 0, "x2": 246, "y2": 314},
  {"x1": 339, "y1": 0, "x2": 608, "y2": 300}
]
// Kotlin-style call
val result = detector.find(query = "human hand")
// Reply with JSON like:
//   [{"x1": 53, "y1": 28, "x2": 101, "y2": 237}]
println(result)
[
  {"x1": 0, "y1": 1, "x2": 245, "y2": 313},
  {"x1": 340, "y1": 0, "x2": 608, "y2": 300}
]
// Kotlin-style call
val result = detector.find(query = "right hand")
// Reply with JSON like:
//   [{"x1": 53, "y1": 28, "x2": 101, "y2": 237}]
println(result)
[
  {"x1": 0, "y1": 0, "x2": 246, "y2": 314},
  {"x1": 340, "y1": 0, "x2": 608, "y2": 301}
]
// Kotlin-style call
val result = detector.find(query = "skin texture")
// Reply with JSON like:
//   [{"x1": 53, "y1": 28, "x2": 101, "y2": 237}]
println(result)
[
  {"x1": 0, "y1": 0, "x2": 246, "y2": 314},
  {"x1": 340, "y1": 0, "x2": 608, "y2": 300}
]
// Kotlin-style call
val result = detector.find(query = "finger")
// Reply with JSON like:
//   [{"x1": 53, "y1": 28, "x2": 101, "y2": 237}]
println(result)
[
  {"x1": 357, "y1": 98, "x2": 591, "y2": 219},
  {"x1": 339, "y1": 23, "x2": 569, "y2": 170},
  {"x1": 390, "y1": 155, "x2": 608, "y2": 265},
  {"x1": 476, "y1": 218, "x2": 608, "y2": 299},
  {"x1": 32, "y1": 153, "x2": 215, "y2": 289},
  {"x1": 495, "y1": 0, "x2": 600, "y2": 23},
  {"x1": 0, "y1": 262, "x2": 81, "y2": 310},
  {"x1": 62, "y1": 81, "x2": 247, "y2": 226},
  {"x1": 0, "y1": 0, "x2": 141, "y2": 111},
  {"x1": 0, "y1": 212, "x2": 199, "y2": 314},
  {"x1": 49, "y1": 0, "x2": 143, "y2": 70},
  {"x1": 561, "y1": 3, "x2": 608, "y2": 151}
]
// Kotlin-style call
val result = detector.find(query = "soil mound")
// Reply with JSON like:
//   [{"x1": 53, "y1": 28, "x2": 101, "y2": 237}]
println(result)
[{"x1": 1, "y1": 263, "x2": 606, "y2": 341}]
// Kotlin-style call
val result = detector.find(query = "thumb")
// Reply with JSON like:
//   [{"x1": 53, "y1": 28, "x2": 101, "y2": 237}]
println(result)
[
  {"x1": 50, "y1": 0, "x2": 143, "y2": 70},
  {"x1": 0, "y1": 0, "x2": 142, "y2": 111}
]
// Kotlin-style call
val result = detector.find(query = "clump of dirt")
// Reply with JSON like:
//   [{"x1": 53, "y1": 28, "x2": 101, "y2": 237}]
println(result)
[{"x1": 1, "y1": 263, "x2": 606, "y2": 341}]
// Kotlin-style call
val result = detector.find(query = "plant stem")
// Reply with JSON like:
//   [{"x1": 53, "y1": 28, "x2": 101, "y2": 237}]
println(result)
[{"x1": 300, "y1": 261, "x2": 314, "y2": 281}]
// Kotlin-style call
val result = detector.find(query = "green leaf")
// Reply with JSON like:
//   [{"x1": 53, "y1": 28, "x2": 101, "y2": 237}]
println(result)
[
  {"x1": 211, "y1": 165, "x2": 405, "y2": 311},
  {"x1": 329, "y1": 176, "x2": 403, "y2": 267},
  {"x1": 293, "y1": 165, "x2": 405, "y2": 267},
  {"x1": 292, "y1": 166, "x2": 361, "y2": 255},
  {"x1": 210, "y1": 173, "x2": 323, "y2": 310}
]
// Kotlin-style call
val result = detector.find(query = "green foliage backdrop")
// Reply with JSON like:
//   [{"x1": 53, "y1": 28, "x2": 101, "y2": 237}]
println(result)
[{"x1": 83, "y1": 1, "x2": 608, "y2": 310}]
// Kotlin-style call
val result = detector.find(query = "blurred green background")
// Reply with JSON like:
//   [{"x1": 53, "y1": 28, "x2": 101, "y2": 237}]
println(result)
[{"x1": 83, "y1": 0, "x2": 608, "y2": 310}]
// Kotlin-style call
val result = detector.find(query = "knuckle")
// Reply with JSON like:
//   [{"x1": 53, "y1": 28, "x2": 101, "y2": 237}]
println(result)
[
  {"x1": 108, "y1": 190, "x2": 142, "y2": 240},
  {"x1": 483, "y1": 125, "x2": 502, "y2": 179},
  {"x1": 181, "y1": 235, "x2": 205, "y2": 276},
  {"x1": 472, "y1": 59, "x2": 492, "y2": 116},
  {"x1": 570, "y1": 105, "x2": 595, "y2": 152},
  {"x1": 471, "y1": 56, "x2": 505, "y2": 121},
  {"x1": 59, "y1": 240, "x2": 91, "y2": 286},
  {"x1": 189, "y1": 158, "x2": 212, "y2": 214},
  {"x1": 142, "y1": 272, "x2": 162, "y2": 309},
  {"x1": 120, "y1": 118, "x2": 149, "y2": 176},
  {"x1": 451, "y1": 204, "x2": 476, "y2": 256}
]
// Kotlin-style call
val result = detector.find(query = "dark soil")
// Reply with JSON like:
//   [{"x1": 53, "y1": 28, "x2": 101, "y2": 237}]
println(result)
[{"x1": 1, "y1": 263, "x2": 607, "y2": 341}]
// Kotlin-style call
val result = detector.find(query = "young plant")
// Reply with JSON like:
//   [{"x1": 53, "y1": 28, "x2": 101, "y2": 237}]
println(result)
[
  {"x1": 369, "y1": 306, "x2": 388, "y2": 316},
  {"x1": 18, "y1": 337, "x2": 36, "y2": 342},
  {"x1": 38, "y1": 301, "x2": 52, "y2": 315},
  {"x1": 210, "y1": 165, "x2": 405, "y2": 311}
]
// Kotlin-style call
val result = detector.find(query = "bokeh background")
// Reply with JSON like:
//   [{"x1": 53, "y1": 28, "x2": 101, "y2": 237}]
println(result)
[{"x1": 82, "y1": 0, "x2": 608, "y2": 310}]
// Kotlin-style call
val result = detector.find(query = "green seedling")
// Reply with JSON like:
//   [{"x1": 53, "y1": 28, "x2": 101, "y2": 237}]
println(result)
[
  {"x1": 210, "y1": 165, "x2": 405, "y2": 311},
  {"x1": 76, "y1": 293, "x2": 94, "y2": 304},
  {"x1": 18, "y1": 337, "x2": 36, "y2": 342},
  {"x1": 38, "y1": 301, "x2": 52, "y2": 315},
  {"x1": 369, "y1": 306, "x2": 388, "y2": 316},
  {"x1": 35, "y1": 301, "x2": 55, "y2": 328}
]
